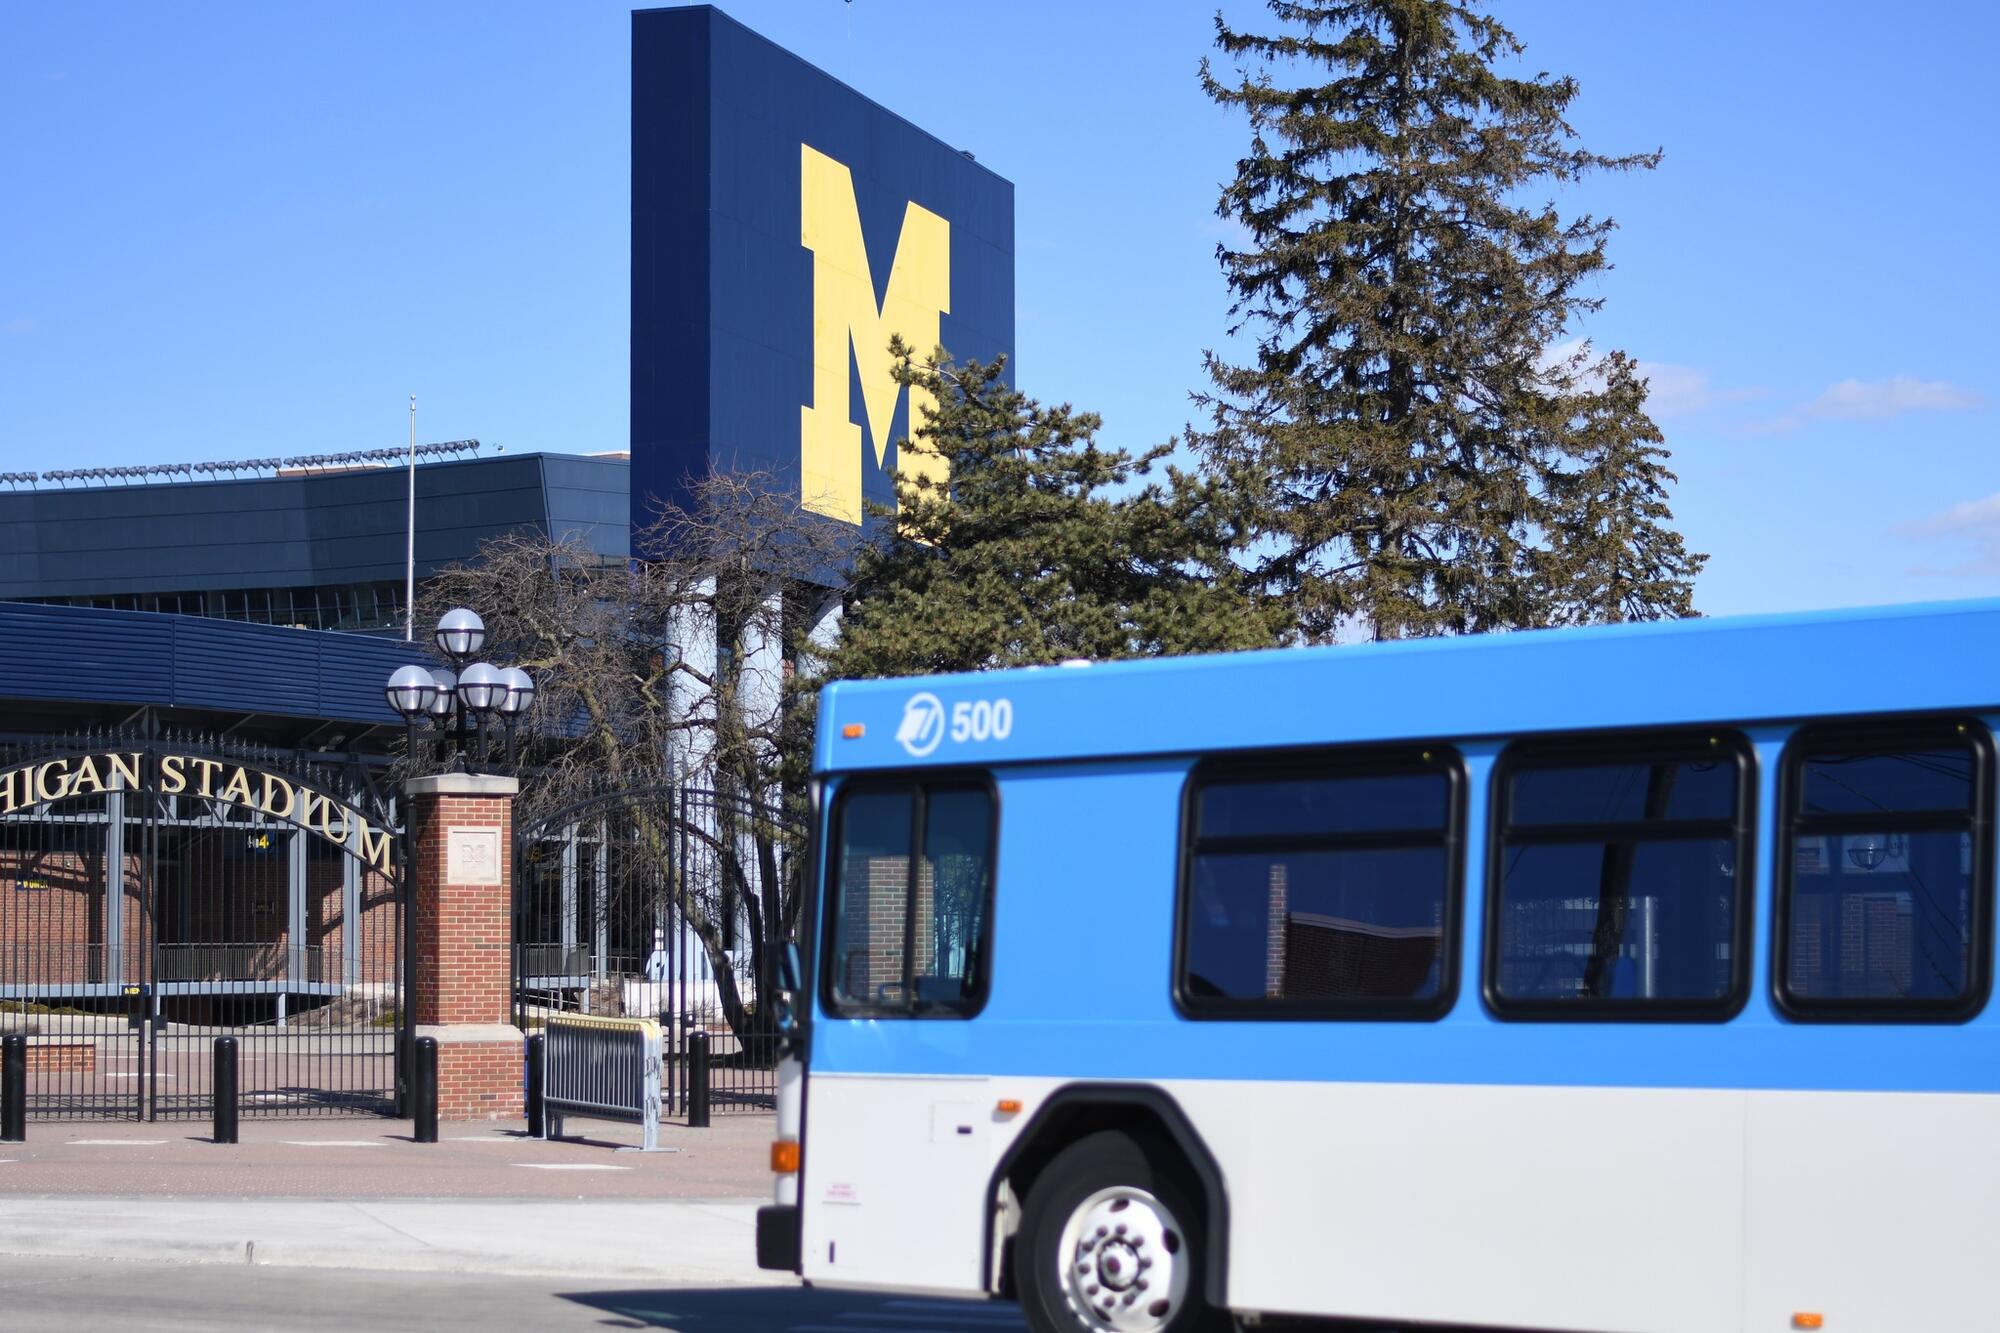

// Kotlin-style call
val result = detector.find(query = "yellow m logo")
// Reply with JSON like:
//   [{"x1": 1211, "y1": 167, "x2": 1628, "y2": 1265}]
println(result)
[{"x1": 799, "y1": 143, "x2": 950, "y2": 525}]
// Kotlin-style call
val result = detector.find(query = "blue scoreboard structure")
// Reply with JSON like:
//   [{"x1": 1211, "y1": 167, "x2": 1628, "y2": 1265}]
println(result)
[{"x1": 630, "y1": 4, "x2": 1016, "y2": 546}]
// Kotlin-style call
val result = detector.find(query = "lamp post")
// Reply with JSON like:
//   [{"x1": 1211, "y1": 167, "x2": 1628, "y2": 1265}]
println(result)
[
  {"x1": 383, "y1": 666, "x2": 438, "y2": 768},
  {"x1": 424, "y1": 668, "x2": 456, "y2": 765},
  {"x1": 497, "y1": 667, "x2": 536, "y2": 768},
  {"x1": 456, "y1": 661, "x2": 506, "y2": 767},
  {"x1": 383, "y1": 607, "x2": 533, "y2": 776}
]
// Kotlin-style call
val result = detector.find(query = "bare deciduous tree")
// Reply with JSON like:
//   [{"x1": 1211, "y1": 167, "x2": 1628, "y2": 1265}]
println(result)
[{"x1": 407, "y1": 470, "x2": 851, "y2": 1054}]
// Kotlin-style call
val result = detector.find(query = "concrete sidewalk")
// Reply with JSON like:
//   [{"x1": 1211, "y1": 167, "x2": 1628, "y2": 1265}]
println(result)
[
  {"x1": 0, "y1": 1114, "x2": 780, "y2": 1283},
  {"x1": 0, "y1": 1195, "x2": 769, "y2": 1283},
  {"x1": 0, "y1": 1114, "x2": 772, "y2": 1198}
]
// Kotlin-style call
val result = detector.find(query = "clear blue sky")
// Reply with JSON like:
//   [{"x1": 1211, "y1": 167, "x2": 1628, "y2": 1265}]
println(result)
[{"x1": 3, "y1": 1, "x2": 1994, "y2": 617}]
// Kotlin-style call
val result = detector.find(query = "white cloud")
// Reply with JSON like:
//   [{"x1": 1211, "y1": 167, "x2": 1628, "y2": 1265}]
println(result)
[
  {"x1": 1898, "y1": 490, "x2": 2000, "y2": 579},
  {"x1": 1536, "y1": 341, "x2": 1746, "y2": 419},
  {"x1": 1766, "y1": 375, "x2": 1983, "y2": 432},
  {"x1": 1905, "y1": 491, "x2": 2000, "y2": 539},
  {"x1": 1636, "y1": 362, "x2": 1710, "y2": 417}
]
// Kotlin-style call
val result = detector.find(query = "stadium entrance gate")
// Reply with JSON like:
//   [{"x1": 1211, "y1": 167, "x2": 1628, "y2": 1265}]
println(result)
[{"x1": 0, "y1": 736, "x2": 405, "y2": 1120}]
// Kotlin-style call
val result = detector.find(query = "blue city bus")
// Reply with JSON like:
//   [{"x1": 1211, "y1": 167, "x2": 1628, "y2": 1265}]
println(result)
[{"x1": 758, "y1": 600, "x2": 2000, "y2": 1333}]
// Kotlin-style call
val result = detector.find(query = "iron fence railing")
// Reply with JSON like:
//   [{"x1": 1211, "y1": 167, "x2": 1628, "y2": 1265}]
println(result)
[
  {"x1": 0, "y1": 732, "x2": 404, "y2": 1121},
  {"x1": 513, "y1": 782, "x2": 801, "y2": 1118}
]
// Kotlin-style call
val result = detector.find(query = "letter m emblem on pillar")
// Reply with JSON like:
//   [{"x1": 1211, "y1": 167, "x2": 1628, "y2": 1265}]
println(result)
[{"x1": 799, "y1": 143, "x2": 950, "y2": 525}]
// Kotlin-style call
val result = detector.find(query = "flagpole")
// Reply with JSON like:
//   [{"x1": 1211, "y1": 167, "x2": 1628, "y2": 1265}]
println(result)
[{"x1": 405, "y1": 394, "x2": 416, "y2": 642}]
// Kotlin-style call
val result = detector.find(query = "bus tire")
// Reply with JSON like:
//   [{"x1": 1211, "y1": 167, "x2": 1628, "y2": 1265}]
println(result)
[{"x1": 1015, "y1": 1129, "x2": 1227, "y2": 1333}]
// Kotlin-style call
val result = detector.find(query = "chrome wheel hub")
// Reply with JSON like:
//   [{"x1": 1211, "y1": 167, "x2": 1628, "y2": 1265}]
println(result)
[{"x1": 1054, "y1": 1186, "x2": 1190, "y2": 1332}]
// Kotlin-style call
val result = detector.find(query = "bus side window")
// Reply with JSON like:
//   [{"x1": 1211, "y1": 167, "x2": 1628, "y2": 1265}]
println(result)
[
  {"x1": 1487, "y1": 734, "x2": 1752, "y2": 1019},
  {"x1": 1176, "y1": 749, "x2": 1462, "y2": 1019},
  {"x1": 1777, "y1": 721, "x2": 1992, "y2": 1021},
  {"x1": 825, "y1": 780, "x2": 994, "y2": 1018}
]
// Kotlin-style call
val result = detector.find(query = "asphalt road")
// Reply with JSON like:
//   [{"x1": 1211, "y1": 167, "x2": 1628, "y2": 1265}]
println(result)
[{"x1": 0, "y1": 1255, "x2": 1031, "y2": 1333}]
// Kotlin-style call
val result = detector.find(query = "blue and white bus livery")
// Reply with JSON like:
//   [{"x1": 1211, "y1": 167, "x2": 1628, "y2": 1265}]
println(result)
[{"x1": 758, "y1": 598, "x2": 2000, "y2": 1333}]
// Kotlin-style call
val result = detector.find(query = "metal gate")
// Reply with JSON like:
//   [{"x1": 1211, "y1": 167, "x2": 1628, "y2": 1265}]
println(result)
[
  {"x1": 513, "y1": 783, "x2": 800, "y2": 1116},
  {"x1": 0, "y1": 736, "x2": 404, "y2": 1119}
]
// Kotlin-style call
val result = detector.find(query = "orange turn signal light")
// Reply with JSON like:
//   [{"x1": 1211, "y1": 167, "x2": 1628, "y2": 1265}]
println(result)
[
  {"x1": 841, "y1": 724, "x2": 865, "y2": 739},
  {"x1": 771, "y1": 1140, "x2": 801, "y2": 1174},
  {"x1": 996, "y1": 1099, "x2": 1023, "y2": 1115},
  {"x1": 1792, "y1": 1315, "x2": 1823, "y2": 1331}
]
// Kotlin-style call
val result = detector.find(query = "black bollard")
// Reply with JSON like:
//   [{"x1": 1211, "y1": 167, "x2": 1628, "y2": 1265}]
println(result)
[
  {"x1": 413, "y1": 1035, "x2": 439, "y2": 1143},
  {"x1": 687, "y1": 1029, "x2": 710, "y2": 1129},
  {"x1": 212, "y1": 1037, "x2": 239, "y2": 1145},
  {"x1": 2, "y1": 1034, "x2": 25, "y2": 1143},
  {"x1": 524, "y1": 1033, "x2": 545, "y2": 1139}
]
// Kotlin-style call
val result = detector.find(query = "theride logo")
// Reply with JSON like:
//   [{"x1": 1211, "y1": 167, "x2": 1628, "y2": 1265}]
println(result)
[
  {"x1": 799, "y1": 143, "x2": 950, "y2": 526},
  {"x1": 895, "y1": 692, "x2": 946, "y2": 758}
]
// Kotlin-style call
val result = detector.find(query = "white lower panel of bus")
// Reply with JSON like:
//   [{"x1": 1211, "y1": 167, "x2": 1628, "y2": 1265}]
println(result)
[{"x1": 799, "y1": 1072, "x2": 2000, "y2": 1333}]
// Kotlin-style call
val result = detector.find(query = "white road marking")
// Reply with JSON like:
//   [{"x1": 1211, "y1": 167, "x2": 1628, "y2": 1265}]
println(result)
[
  {"x1": 66, "y1": 1139, "x2": 168, "y2": 1146},
  {"x1": 278, "y1": 1140, "x2": 385, "y2": 1148},
  {"x1": 510, "y1": 1162, "x2": 630, "y2": 1172}
]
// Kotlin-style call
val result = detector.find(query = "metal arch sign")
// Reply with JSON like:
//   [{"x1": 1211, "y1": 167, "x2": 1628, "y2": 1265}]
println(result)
[{"x1": 0, "y1": 751, "x2": 395, "y2": 872}]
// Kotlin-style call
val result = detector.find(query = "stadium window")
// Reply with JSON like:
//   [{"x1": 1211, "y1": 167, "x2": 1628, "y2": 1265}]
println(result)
[
  {"x1": 1488, "y1": 735, "x2": 1752, "y2": 1020},
  {"x1": 1777, "y1": 722, "x2": 1992, "y2": 1021},
  {"x1": 824, "y1": 779, "x2": 994, "y2": 1018},
  {"x1": 1176, "y1": 749, "x2": 1462, "y2": 1019}
]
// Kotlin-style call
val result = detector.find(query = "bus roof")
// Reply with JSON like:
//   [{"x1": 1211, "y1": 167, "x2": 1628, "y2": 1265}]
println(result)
[{"x1": 813, "y1": 597, "x2": 2000, "y2": 775}]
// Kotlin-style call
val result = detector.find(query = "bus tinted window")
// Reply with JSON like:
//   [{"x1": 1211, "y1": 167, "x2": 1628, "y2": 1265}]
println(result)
[
  {"x1": 1780, "y1": 727, "x2": 1990, "y2": 1019},
  {"x1": 1198, "y1": 772, "x2": 1448, "y2": 839},
  {"x1": 1490, "y1": 740, "x2": 1749, "y2": 1018},
  {"x1": 1179, "y1": 754, "x2": 1459, "y2": 1018},
  {"x1": 826, "y1": 782, "x2": 993, "y2": 1017},
  {"x1": 1800, "y1": 749, "x2": 1976, "y2": 816},
  {"x1": 921, "y1": 788, "x2": 992, "y2": 1007},
  {"x1": 1509, "y1": 759, "x2": 1737, "y2": 825}
]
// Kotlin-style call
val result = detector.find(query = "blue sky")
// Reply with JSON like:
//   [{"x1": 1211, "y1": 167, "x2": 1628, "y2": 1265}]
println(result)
[{"x1": 2, "y1": 1, "x2": 1994, "y2": 617}]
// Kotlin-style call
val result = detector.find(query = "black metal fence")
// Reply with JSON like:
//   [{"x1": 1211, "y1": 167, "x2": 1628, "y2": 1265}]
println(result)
[
  {"x1": 513, "y1": 783, "x2": 800, "y2": 1118},
  {"x1": 0, "y1": 733, "x2": 402, "y2": 1120}
]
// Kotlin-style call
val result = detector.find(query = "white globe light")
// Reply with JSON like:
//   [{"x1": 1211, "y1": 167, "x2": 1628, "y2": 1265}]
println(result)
[
  {"x1": 497, "y1": 666, "x2": 536, "y2": 718},
  {"x1": 383, "y1": 665, "x2": 437, "y2": 721},
  {"x1": 457, "y1": 661, "x2": 506, "y2": 716},
  {"x1": 434, "y1": 607, "x2": 486, "y2": 661},
  {"x1": 426, "y1": 668, "x2": 457, "y2": 719}
]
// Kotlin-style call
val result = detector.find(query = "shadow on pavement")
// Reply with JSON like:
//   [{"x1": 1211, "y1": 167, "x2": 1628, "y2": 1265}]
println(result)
[{"x1": 558, "y1": 1285, "x2": 1027, "y2": 1331}]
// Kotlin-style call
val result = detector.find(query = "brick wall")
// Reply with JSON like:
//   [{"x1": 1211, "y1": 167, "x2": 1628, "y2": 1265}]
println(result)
[
  {"x1": 409, "y1": 791, "x2": 514, "y2": 1027},
  {"x1": 1264, "y1": 862, "x2": 1289, "y2": 999},
  {"x1": 0, "y1": 849, "x2": 157, "y2": 984},
  {"x1": 26, "y1": 1041, "x2": 96, "y2": 1074},
  {"x1": 837, "y1": 853, "x2": 915, "y2": 1002},
  {"x1": 434, "y1": 1040, "x2": 524, "y2": 1119}
]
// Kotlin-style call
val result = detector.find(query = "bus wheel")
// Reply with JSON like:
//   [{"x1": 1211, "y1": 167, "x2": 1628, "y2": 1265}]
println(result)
[{"x1": 1015, "y1": 1130, "x2": 1223, "y2": 1333}]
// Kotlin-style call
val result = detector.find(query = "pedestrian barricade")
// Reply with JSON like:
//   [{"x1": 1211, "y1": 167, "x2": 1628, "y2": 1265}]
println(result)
[{"x1": 540, "y1": 1014, "x2": 663, "y2": 1152}]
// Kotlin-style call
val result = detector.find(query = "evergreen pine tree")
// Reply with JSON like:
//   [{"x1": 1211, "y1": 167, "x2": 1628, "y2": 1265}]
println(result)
[
  {"x1": 1197, "y1": 0, "x2": 1704, "y2": 640},
  {"x1": 1534, "y1": 350, "x2": 1704, "y2": 623},
  {"x1": 823, "y1": 339, "x2": 1290, "y2": 680}
]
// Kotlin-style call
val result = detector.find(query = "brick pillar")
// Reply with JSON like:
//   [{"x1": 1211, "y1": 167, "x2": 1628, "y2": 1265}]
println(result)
[
  {"x1": 1265, "y1": 862, "x2": 1289, "y2": 999},
  {"x1": 406, "y1": 772, "x2": 522, "y2": 1120}
]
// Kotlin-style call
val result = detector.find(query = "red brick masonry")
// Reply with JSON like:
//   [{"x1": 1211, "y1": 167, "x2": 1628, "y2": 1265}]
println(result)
[
  {"x1": 405, "y1": 773, "x2": 523, "y2": 1120},
  {"x1": 419, "y1": 1024, "x2": 524, "y2": 1120},
  {"x1": 26, "y1": 1041, "x2": 96, "y2": 1075}
]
